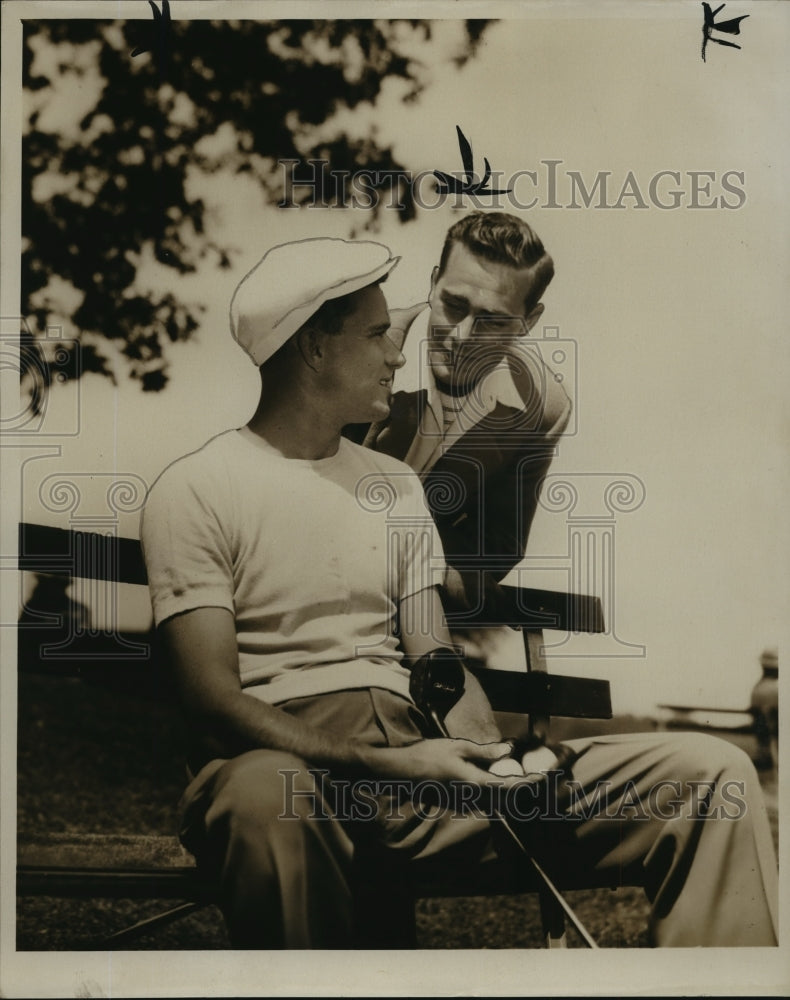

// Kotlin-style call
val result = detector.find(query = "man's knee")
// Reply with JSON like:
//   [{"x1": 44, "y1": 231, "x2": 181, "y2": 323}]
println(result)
[
  {"x1": 662, "y1": 730, "x2": 758, "y2": 784},
  {"x1": 206, "y1": 749, "x2": 331, "y2": 832},
  {"x1": 192, "y1": 750, "x2": 355, "y2": 948}
]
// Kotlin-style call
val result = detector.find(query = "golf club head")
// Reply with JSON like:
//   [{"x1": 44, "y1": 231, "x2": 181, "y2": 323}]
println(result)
[{"x1": 409, "y1": 647, "x2": 466, "y2": 734}]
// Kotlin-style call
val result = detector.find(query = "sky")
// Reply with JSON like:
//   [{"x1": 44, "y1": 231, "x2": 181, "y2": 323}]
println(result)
[{"x1": 5, "y1": 4, "x2": 789, "y2": 721}]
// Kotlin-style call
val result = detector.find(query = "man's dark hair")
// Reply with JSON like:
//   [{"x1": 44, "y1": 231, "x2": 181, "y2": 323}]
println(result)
[
  {"x1": 308, "y1": 273, "x2": 389, "y2": 336},
  {"x1": 308, "y1": 291, "x2": 359, "y2": 336},
  {"x1": 261, "y1": 276, "x2": 388, "y2": 372},
  {"x1": 437, "y1": 211, "x2": 554, "y2": 312}
]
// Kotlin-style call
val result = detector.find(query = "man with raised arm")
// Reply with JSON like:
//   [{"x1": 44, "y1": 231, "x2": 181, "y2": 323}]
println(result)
[
  {"x1": 141, "y1": 236, "x2": 778, "y2": 949},
  {"x1": 351, "y1": 211, "x2": 569, "y2": 661}
]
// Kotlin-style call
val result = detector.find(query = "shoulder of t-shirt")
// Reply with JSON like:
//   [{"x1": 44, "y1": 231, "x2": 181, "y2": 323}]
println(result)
[
  {"x1": 341, "y1": 435, "x2": 418, "y2": 477},
  {"x1": 145, "y1": 428, "x2": 243, "y2": 501},
  {"x1": 339, "y1": 436, "x2": 425, "y2": 504}
]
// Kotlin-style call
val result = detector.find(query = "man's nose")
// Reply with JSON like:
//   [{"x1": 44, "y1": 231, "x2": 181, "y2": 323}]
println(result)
[
  {"x1": 385, "y1": 333, "x2": 406, "y2": 369},
  {"x1": 448, "y1": 315, "x2": 475, "y2": 343}
]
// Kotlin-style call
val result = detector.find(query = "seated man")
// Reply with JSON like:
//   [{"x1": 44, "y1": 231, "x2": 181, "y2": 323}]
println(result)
[
  {"x1": 141, "y1": 236, "x2": 778, "y2": 949},
  {"x1": 349, "y1": 211, "x2": 569, "y2": 661}
]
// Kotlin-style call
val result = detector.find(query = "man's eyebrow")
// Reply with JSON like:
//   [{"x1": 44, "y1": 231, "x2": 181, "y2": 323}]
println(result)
[
  {"x1": 440, "y1": 290, "x2": 514, "y2": 319},
  {"x1": 369, "y1": 322, "x2": 391, "y2": 335},
  {"x1": 440, "y1": 290, "x2": 469, "y2": 308}
]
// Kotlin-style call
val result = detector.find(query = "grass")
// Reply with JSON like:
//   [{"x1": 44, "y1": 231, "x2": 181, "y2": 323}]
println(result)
[{"x1": 14, "y1": 670, "x2": 777, "y2": 951}]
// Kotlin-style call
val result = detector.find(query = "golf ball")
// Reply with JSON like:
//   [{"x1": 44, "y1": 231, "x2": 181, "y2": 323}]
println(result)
[
  {"x1": 488, "y1": 756, "x2": 525, "y2": 777},
  {"x1": 520, "y1": 746, "x2": 560, "y2": 779}
]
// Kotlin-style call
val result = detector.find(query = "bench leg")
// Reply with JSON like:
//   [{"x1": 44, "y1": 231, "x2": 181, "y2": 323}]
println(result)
[
  {"x1": 539, "y1": 890, "x2": 568, "y2": 948},
  {"x1": 353, "y1": 874, "x2": 417, "y2": 949}
]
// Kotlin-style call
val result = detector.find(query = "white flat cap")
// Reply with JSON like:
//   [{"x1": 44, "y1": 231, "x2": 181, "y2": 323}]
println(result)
[{"x1": 230, "y1": 237, "x2": 400, "y2": 366}]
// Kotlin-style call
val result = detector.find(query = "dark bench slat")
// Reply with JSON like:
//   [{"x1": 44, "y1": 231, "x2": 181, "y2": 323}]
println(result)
[
  {"x1": 18, "y1": 524, "x2": 603, "y2": 634},
  {"x1": 475, "y1": 669, "x2": 612, "y2": 719},
  {"x1": 16, "y1": 834, "x2": 211, "y2": 901},
  {"x1": 19, "y1": 523, "x2": 148, "y2": 585},
  {"x1": 446, "y1": 586, "x2": 604, "y2": 633},
  {"x1": 17, "y1": 866, "x2": 211, "y2": 900}
]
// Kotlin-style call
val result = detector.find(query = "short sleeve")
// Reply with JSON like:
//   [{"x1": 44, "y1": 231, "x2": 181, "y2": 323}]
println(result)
[{"x1": 140, "y1": 459, "x2": 235, "y2": 627}]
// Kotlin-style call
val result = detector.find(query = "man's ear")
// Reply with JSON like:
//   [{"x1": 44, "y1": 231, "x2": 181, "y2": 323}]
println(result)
[
  {"x1": 295, "y1": 326, "x2": 323, "y2": 372},
  {"x1": 520, "y1": 302, "x2": 545, "y2": 335},
  {"x1": 428, "y1": 265, "x2": 440, "y2": 301}
]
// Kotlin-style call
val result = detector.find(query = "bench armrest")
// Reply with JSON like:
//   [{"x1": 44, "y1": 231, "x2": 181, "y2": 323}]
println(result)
[
  {"x1": 445, "y1": 584, "x2": 605, "y2": 633},
  {"x1": 471, "y1": 667, "x2": 612, "y2": 719}
]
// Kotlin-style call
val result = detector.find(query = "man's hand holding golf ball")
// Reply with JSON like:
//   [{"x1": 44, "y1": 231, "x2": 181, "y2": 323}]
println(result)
[{"x1": 488, "y1": 741, "x2": 575, "y2": 780}]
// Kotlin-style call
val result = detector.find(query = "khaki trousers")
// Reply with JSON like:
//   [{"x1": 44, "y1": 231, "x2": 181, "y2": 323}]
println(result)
[{"x1": 179, "y1": 689, "x2": 778, "y2": 948}]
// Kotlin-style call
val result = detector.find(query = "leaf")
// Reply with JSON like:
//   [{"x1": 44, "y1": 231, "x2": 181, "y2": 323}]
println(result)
[
  {"x1": 712, "y1": 14, "x2": 749, "y2": 34},
  {"x1": 702, "y1": 3, "x2": 719, "y2": 27},
  {"x1": 456, "y1": 126, "x2": 474, "y2": 180}
]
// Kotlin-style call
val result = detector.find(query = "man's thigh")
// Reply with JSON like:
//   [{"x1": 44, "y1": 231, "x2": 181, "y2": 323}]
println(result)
[
  {"x1": 508, "y1": 728, "x2": 760, "y2": 884},
  {"x1": 282, "y1": 687, "x2": 499, "y2": 865}
]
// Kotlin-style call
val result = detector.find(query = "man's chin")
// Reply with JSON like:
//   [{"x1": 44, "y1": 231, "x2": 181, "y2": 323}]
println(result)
[
  {"x1": 428, "y1": 361, "x2": 459, "y2": 388},
  {"x1": 365, "y1": 398, "x2": 393, "y2": 423},
  {"x1": 430, "y1": 365, "x2": 480, "y2": 395}
]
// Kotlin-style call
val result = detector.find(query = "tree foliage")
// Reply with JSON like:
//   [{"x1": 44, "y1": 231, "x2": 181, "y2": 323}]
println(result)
[{"x1": 22, "y1": 17, "x2": 491, "y2": 394}]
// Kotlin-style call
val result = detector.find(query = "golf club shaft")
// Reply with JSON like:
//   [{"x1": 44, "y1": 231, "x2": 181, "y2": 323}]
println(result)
[
  {"x1": 494, "y1": 809, "x2": 598, "y2": 949},
  {"x1": 434, "y1": 715, "x2": 598, "y2": 949}
]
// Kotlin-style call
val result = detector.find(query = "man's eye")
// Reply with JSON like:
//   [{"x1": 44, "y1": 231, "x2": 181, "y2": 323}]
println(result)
[{"x1": 443, "y1": 301, "x2": 466, "y2": 319}]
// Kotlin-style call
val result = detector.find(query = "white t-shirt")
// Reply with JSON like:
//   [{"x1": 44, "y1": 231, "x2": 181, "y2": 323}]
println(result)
[{"x1": 140, "y1": 428, "x2": 445, "y2": 705}]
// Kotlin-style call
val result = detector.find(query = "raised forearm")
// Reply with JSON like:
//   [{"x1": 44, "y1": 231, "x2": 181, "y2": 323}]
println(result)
[
  {"x1": 442, "y1": 666, "x2": 502, "y2": 743},
  {"x1": 399, "y1": 588, "x2": 502, "y2": 744}
]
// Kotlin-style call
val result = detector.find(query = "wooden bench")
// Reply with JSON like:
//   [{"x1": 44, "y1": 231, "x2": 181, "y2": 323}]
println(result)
[{"x1": 16, "y1": 521, "x2": 613, "y2": 948}]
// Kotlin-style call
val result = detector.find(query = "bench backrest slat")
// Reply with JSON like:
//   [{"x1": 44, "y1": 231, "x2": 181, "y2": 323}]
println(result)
[{"x1": 19, "y1": 522, "x2": 148, "y2": 586}]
